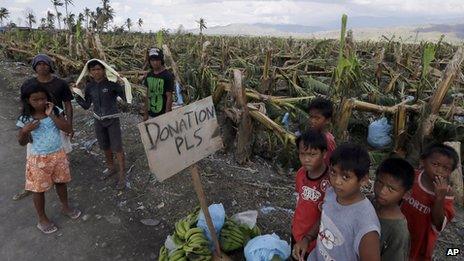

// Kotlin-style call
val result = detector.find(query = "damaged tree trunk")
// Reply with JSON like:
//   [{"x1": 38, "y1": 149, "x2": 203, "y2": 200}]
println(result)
[
  {"x1": 407, "y1": 47, "x2": 464, "y2": 165},
  {"x1": 232, "y1": 69, "x2": 253, "y2": 165},
  {"x1": 163, "y1": 44, "x2": 189, "y2": 104}
]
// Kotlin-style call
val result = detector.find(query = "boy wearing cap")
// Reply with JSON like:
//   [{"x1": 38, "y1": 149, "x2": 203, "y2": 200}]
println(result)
[
  {"x1": 142, "y1": 47, "x2": 174, "y2": 121},
  {"x1": 14, "y1": 54, "x2": 74, "y2": 201}
]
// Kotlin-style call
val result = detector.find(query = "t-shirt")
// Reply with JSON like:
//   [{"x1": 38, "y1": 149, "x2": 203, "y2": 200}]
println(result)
[
  {"x1": 308, "y1": 187, "x2": 381, "y2": 261},
  {"x1": 379, "y1": 218, "x2": 410, "y2": 261},
  {"x1": 292, "y1": 167, "x2": 330, "y2": 252},
  {"x1": 400, "y1": 170, "x2": 455, "y2": 261},
  {"x1": 20, "y1": 76, "x2": 73, "y2": 109},
  {"x1": 324, "y1": 132, "x2": 336, "y2": 165},
  {"x1": 142, "y1": 70, "x2": 174, "y2": 117},
  {"x1": 16, "y1": 107, "x2": 63, "y2": 156}
]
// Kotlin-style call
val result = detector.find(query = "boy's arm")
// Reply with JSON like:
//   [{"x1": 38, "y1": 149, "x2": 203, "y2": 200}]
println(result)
[
  {"x1": 293, "y1": 219, "x2": 320, "y2": 260},
  {"x1": 75, "y1": 86, "x2": 92, "y2": 110},
  {"x1": 46, "y1": 103, "x2": 73, "y2": 133},
  {"x1": 166, "y1": 74, "x2": 174, "y2": 112},
  {"x1": 431, "y1": 176, "x2": 454, "y2": 230},
  {"x1": 166, "y1": 91, "x2": 173, "y2": 112},
  {"x1": 114, "y1": 80, "x2": 126, "y2": 101},
  {"x1": 359, "y1": 231, "x2": 381, "y2": 261},
  {"x1": 142, "y1": 76, "x2": 149, "y2": 121},
  {"x1": 63, "y1": 101, "x2": 74, "y2": 136}
]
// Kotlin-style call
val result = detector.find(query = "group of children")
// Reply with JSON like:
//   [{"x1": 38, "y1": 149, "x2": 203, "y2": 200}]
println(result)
[
  {"x1": 15, "y1": 51, "x2": 460, "y2": 257},
  {"x1": 291, "y1": 98, "x2": 459, "y2": 261},
  {"x1": 16, "y1": 48, "x2": 174, "y2": 234}
]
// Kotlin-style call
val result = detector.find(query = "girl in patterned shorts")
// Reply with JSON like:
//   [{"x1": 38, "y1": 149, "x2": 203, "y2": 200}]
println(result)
[{"x1": 17, "y1": 84, "x2": 81, "y2": 234}]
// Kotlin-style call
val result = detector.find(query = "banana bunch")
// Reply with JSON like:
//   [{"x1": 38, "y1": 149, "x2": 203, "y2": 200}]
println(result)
[
  {"x1": 183, "y1": 227, "x2": 212, "y2": 260},
  {"x1": 159, "y1": 207, "x2": 212, "y2": 261},
  {"x1": 219, "y1": 219, "x2": 261, "y2": 253}
]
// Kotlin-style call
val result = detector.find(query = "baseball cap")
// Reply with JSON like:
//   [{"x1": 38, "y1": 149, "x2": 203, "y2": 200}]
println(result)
[{"x1": 148, "y1": 48, "x2": 164, "y2": 60}]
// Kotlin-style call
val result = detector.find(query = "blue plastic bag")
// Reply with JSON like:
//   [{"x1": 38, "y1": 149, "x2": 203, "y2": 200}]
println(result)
[
  {"x1": 367, "y1": 117, "x2": 392, "y2": 149},
  {"x1": 244, "y1": 233, "x2": 291, "y2": 261},
  {"x1": 197, "y1": 203, "x2": 225, "y2": 250}
]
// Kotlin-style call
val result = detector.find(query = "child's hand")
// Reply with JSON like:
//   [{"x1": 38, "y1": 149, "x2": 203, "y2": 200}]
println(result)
[
  {"x1": 433, "y1": 176, "x2": 450, "y2": 199},
  {"x1": 45, "y1": 102, "x2": 54, "y2": 116},
  {"x1": 292, "y1": 238, "x2": 309, "y2": 260},
  {"x1": 23, "y1": 120, "x2": 39, "y2": 133}
]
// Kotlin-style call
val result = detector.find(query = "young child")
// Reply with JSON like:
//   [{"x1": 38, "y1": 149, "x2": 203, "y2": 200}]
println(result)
[
  {"x1": 291, "y1": 129, "x2": 330, "y2": 259},
  {"x1": 75, "y1": 60, "x2": 127, "y2": 189},
  {"x1": 142, "y1": 47, "x2": 174, "y2": 121},
  {"x1": 17, "y1": 84, "x2": 80, "y2": 234},
  {"x1": 308, "y1": 97, "x2": 336, "y2": 165},
  {"x1": 294, "y1": 143, "x2": 381, "y2": 261},
  {"x1": 401, "y1": 143, "x2": 459, "y2": 261},
  {"x1": 373, "y1": 158, "x2": 415, "y2": 261}
]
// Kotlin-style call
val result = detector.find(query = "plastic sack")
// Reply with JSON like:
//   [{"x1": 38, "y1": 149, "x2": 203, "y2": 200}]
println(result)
[
  {"x1": 367, "y1": 117, "x2": 392, "y2": 149},
  {"x1": 61, "y1": 131, "x2": 73, "y2": 153},
  {"x1": 244, "y1": 233, "x2": 291, "y2": 261},
  {"x1": 231, "y1": 210, "x2": 258, "y2": 229},
  {"x1": 197, "y1": 203, "x2": 225, "y2": 249}
]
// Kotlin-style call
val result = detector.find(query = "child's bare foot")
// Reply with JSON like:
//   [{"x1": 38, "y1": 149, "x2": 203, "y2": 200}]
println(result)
[
  {"x1": 61, "y1": 208, "x2": 82, "y2": 220},
  {"x1": 36, "y1": 221, "x2": 58, "y2": 234},
  {"x1": 116, "y1": 178, "x2": 126, "y2": 190}
]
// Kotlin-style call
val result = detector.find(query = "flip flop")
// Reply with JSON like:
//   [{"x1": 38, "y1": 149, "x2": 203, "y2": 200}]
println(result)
[
  {"x1": 62, "y1": 208, "x2": 82, "y2": 220},
  {"x1": 12, "y1": 190, "x2": 31, "y2": 201},
  {"x1": 100, "y1": 169, "x2": 116, "y2": 181},
  {"x1": 36, "y1": 222, "x2": 58, "y2": 234},
  {"x1": 116, "y1": 180, "x2": 126, "y2": 190}
]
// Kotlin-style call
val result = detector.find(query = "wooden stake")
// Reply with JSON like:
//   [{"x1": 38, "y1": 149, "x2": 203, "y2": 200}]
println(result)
[
  {"x1": 189, "y1": 165, "x2": 224, "y2": 259},
  {"x1": 233, "y1": 69, "x2": 253, "y2": 165},
  {"x1": 443, "y1": 142, "x2": 463, "y2": 206}
]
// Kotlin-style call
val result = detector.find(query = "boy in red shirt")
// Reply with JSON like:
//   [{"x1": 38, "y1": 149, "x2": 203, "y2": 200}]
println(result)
[
  {"x1": 308, "y1": 97, "x2": 336, "y2": 165},
  {"x1": 291, "y1": 129, "x2": 330, "y2": 259},
  {"x1": 401, "y1": 143, "x2": 459, "y2": 261}
]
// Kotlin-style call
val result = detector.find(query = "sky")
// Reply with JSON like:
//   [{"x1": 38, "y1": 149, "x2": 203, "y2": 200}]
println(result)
[{"x1": 1, "y1": 0, "x2": 463, "y2": 31}]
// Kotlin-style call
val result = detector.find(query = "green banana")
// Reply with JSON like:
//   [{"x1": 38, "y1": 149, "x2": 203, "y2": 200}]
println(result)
[
  {"x1": 171, "y1": 233, "x2": 185, "y2": 246},
  {"x1": 185, "y1": 227, "x2": 204, "y2": 240},
  {"x1": 168, "y1": 249, "x2": 186, "y2": 261},
  {"x1": 158, "y1": 246, "x2": 168, "y2": 261}
]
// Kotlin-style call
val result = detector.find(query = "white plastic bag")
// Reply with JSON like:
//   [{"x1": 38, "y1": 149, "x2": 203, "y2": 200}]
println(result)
[
  {"x1": 367, "y1": 117, "x2": 392, "y2": 149},
  {"x1": 197, "y1": 203, "x2": 226, "y2": 249},
  {"x1": 231, "y1": 210, "x2": 258, "y2": 229},
  {"x1": 61, "y1": 131, "x2": 73, "y2": 153},
  {"x1": 244, "y1": 233, "x2": 291, "y2": 261}
]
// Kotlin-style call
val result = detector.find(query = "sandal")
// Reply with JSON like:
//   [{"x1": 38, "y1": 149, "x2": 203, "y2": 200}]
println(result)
[
  {"x1": 12, "y1": 190, "x2": 31, "y2": 201},
  {"x1": 100, "y1": 169, "x2": 116, "y2": 181},
  {"x1": 37, "y1": 222, "x2": 58, "y2": 234},
  {"x1": 62, "y1": 208, "x2": 82, "y2": 220}
]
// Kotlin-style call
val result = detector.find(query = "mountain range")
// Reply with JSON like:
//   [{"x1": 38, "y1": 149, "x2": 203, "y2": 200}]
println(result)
[{"x1": 187, "y1": 16, "x2": 464, "y2": 43}]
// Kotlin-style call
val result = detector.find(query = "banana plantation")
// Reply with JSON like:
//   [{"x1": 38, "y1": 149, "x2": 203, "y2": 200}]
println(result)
[{"x1": 2, "y1": 19, "x2": 463, "y2": 167}]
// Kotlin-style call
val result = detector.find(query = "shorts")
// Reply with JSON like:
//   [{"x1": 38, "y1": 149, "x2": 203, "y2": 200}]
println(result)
[
  {"x1": 25, "y1": 149, "x2": 71, "y2": 193},
  {"x1": 94, "y1": 118, "x2": 123, "y2": 152}
]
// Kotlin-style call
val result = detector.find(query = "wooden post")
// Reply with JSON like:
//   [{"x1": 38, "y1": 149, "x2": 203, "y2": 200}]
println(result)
[
  {"x1": 232, "y1": 69, "x2": 253, "y2": 165},
  {"x1": 443, "y1": 142, "x2": 463, "y2": 206},
  {"x1": 190, "y1": 165, "x2": 230, "y2": 260}
]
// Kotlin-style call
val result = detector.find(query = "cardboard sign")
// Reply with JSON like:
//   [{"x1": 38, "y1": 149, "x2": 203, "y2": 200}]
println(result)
[{"x1": 138, "y1": 96, "x2": 223, "y2": 181}]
